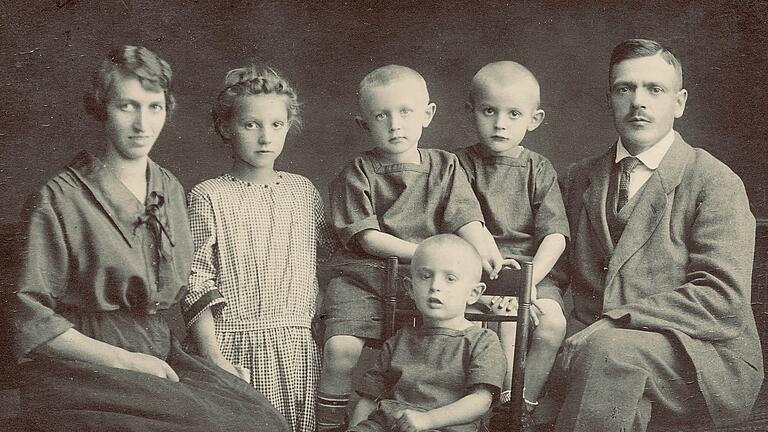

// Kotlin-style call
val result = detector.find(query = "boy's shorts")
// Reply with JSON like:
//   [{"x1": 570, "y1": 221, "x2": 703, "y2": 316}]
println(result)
[
  {"x1": 316, "y1": 254, "x2": 566, "y2": 344},
  {"x1": 316, "y1": 257, "x2": 413, "y2": 345},
  {"x1": 478, "y1": 253, "x2": 565, "y2": 312}
]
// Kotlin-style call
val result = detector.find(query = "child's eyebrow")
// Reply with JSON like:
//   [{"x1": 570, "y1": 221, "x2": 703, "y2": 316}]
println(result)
[{"x1": 114, "y1": 97, "x2": 164, "y2": 104}]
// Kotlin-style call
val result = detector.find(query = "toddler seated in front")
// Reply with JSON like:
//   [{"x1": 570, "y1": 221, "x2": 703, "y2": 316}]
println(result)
[{"x1": 348, "y1": 234, "x2": 506, "y2": 432}]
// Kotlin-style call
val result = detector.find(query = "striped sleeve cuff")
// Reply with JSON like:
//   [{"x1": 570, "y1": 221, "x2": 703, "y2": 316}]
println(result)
[{"x1": 183, "y1": 290, "x2": 226, "y2": 326}]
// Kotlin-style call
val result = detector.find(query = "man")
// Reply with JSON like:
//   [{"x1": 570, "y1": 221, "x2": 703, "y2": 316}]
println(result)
[{"x1": 556, "y1": 38, "x2": 762, "y2": 431}]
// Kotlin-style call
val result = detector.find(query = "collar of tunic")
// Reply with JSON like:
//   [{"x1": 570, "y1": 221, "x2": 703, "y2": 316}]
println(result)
[{"x1": 66, "y1": 151, "x2": 173, "y2": 248}]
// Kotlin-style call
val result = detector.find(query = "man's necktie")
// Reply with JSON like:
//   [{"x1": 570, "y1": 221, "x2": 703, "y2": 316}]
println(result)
[{"x1": 617, "y1": 156, "x2": 640, "y2": 212}]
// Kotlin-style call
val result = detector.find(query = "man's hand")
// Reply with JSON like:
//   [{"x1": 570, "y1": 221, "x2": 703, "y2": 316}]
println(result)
[
  {"x1": 560, "y1": 318, "x2": 617, "y2": 372},
  {"x1": 393, "y1": 409, "x2": 433, "y2": 432}
]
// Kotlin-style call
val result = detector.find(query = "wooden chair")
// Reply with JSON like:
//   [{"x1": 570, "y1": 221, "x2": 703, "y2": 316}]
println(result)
[{"x1": 382, "y1": 256, "x2": 534, "y2": 432}]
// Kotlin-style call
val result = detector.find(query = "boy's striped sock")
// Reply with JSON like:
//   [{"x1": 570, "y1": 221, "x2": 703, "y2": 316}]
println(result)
[{"x1": 316, "y1": 391, "x2": 350, "y2": 431}]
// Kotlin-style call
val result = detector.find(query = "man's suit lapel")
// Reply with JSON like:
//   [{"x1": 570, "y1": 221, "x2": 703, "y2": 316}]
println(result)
[
  {"x1": 604, "y1": 133, "x2": 690, "y2": 288},
  {"x1": 581, "y1": 148, "x2": 615, "y2": 257}
]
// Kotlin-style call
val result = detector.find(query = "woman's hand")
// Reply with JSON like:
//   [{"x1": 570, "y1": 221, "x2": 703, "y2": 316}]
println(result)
[
  {"x1": 34, "y1": 328, "x2": 181, "y2": 382},
  {"x1": 118, "y1": 350, "x2": 180, "y2": 382}
]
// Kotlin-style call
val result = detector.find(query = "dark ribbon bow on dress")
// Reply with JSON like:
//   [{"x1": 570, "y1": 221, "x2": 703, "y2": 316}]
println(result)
[{"x1": 135, "y1": 191, "x2": 175, "y2": 261}]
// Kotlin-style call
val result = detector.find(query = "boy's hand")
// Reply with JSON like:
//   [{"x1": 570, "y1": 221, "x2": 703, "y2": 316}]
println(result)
[
  {"x1": 482, "y1": 248, "x2": 505, "y2": 280},
  {"x1": 488, "y1": 295, "x2": 543, "y2": 327},
  {"x1": 501, "y1": 257, "x2": 521, "y2": 270},
  {"x1": 393, "y1": 409, "x2": 433, "y2": 432}
]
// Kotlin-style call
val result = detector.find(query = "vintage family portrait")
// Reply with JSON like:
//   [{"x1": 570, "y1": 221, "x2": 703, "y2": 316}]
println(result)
[{"x1": 1, "y1": 1, "x2": 766, "y2": 431}]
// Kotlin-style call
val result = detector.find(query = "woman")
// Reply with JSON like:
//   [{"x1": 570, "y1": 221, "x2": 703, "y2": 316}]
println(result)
[{"x1": 12, "y1": 45, "x2": 290, "y2": 432}]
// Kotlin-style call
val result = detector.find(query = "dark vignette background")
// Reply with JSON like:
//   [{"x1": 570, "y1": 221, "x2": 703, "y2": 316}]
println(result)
[{"x1": 1, "y1": 0, "x2": 766, "y2": 224}]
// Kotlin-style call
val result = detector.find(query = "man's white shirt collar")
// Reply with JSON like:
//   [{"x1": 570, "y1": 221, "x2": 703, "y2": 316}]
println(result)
[{"x1": 615, "y1": 128, "x2": 676, "y2": 169}]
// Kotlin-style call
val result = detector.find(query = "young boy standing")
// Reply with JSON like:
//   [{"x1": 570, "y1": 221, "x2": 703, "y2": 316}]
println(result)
[
  {"x1": 455, "y1": 61, "x2": 569, "y2": 420},
  {"x1": 348, "y1": 234, "x2": 506, "y2": 432},
  {"x1": 316, "y1": 65, "x2": 503, "y2": 431}
]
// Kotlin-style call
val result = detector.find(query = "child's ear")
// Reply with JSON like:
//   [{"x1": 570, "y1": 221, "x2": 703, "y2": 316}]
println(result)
[
  {"x1": 422, "y1": 102, "x2": 437, "y2": 127},
  {"x1": 465, "y1": 101, "x2": 474, "y2": 114},
  {"x1": 466, "y1": 282, "x2": 486, "y2": 305},
  {"x1": 217, "y1": 122, "x2": 234, "y2": 140},
  {"x1": 355, "y1": 116, "x2": 370, "y2": 131},
  {"x1": 527, "y1": 109, "x2": 545, "y2": 132},
  {"x1": 405, "y1": 280, "x2": 415, "y2": 300}
]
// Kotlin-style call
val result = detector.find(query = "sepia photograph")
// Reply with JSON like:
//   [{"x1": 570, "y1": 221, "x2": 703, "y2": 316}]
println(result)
[{"x1": 1, "y1": 1, "x2": 767, "y2": 430}]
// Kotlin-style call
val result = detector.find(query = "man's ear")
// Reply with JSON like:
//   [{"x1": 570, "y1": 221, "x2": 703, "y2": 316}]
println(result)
[
  {"x1": 422, "y1": 102, "x2": 437, "y2": 127},
  {"x1": 355, "y1": 116, "x2": 369, "y2": 131},
  {"x1": 527, "y1": 109, "x2": 546, "y2": 132},
  {"x1": 466, "y1": 282, "x2": 486, "y2": 305},
  {"x1": 674, "y1": 88, "x2": 688, "y2": 119},
  {"x1": 465, "y1": 101, "x2": 474, "y2": 115}
]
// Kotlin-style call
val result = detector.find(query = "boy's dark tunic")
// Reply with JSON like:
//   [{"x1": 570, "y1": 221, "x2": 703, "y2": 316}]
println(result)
[
  {"x1": 321, "y1": 148, "x2": 484, "y2": 343},
  {"x1": 350, "y1": 325, "x2": 506, "y2": 432},
  {"x1": 12, "y1": 152, "x2": 290, "y2": 432},
  {"x1": 455, "y1": 144, "x2": 570, "y2": 305}
]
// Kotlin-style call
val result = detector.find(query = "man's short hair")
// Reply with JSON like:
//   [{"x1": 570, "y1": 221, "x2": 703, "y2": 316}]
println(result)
[{"x1": 609, "y1": 39, "x2": 683, "y2": 89}]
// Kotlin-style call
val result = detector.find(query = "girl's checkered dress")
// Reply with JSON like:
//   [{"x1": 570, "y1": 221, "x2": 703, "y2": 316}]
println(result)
[{"x1": 185, "y1": 173, "x2": 335, "y2": 432}]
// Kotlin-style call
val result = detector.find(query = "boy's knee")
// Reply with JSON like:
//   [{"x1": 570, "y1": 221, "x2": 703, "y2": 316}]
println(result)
[
  {"x1": 324, "y1": 335, "x2": 365, "y2": 369},
  {"x1": 534, "y1": 300, "x2": 566, "y2": 342}
]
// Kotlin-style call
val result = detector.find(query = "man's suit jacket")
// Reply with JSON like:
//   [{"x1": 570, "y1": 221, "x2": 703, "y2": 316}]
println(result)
[{"x1": 564, "y1": 132, "x2": 763, "y2": 426}]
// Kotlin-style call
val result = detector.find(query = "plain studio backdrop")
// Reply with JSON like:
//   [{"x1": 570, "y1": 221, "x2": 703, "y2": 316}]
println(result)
[{"x1": 1, "y1": 0, "x2": 766, "y2": 224}]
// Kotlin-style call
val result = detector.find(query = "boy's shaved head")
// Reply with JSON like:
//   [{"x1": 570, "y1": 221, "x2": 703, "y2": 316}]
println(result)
[
  {"x1": 469, "y1": 61, "x2": 541, "y2": 108},
  {"x1": 358, "y1": 64, "x2": 430, "y2": 107},
  {"x1": 413, "y1": 234, "x2": 483, "y2": 282}
]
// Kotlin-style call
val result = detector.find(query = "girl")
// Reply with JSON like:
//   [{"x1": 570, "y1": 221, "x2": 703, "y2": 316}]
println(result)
[
  {"x1": 184, "y1": 66, "x2": 335, "y2": 432},
  {"x1": 12, "y1": 46, "x2": 289, "y2": 431}
]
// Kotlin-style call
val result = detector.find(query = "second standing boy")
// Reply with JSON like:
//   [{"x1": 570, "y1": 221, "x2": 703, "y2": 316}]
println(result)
[
  {"x1": 316, "y1": 65, "x2": 503, "y2": 431},
  {"x1": 455, "y1": 61, "x2": 569, "y2": 422}
]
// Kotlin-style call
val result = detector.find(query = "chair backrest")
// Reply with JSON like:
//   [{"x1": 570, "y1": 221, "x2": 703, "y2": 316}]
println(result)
[
  {"x1": 480, "y1": 262, "x2": 533, "y2": 427},
  {"x1": 383, "y1": 259, "x2": 534, "y2": 331}
]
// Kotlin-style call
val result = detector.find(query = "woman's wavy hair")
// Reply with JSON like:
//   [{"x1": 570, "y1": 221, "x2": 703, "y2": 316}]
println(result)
[
  {"x1": 212, "y1": 65, "x2": 301, "y2": 141},
  {"x1": 83, "y1": 45, "x2": 175, "y2": 121}
]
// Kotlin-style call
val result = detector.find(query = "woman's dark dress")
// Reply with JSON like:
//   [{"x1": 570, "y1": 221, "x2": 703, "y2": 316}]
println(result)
[{"x1": 12, "y1": 151, "x2": 290, "y2": 432}]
